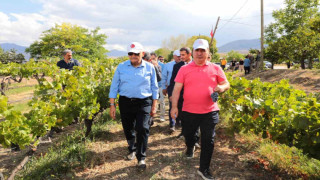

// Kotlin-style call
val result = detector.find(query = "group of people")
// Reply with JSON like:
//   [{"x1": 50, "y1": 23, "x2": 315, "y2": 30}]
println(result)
[
  {"x1": 219, "y1": 51, "x2": 261, "y2": 75},
  {"x1": 108, "y1": 39, "x2": 230, "y2": 180}
]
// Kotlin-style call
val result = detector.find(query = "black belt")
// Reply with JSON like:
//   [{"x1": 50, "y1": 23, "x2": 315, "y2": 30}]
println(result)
[{"x1": 120, "y1": 96, "x2": 152, "y2": 101}]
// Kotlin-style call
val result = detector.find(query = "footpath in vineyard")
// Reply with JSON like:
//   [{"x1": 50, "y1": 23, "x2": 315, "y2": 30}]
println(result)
[{"x1": 0, "y1": 108, "x2": 296, "y2": 179}]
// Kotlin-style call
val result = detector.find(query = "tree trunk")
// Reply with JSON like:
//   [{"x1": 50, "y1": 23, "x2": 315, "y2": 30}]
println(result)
[{"x1": 300, "y1": 59, "x2": 305, "y2": 69}]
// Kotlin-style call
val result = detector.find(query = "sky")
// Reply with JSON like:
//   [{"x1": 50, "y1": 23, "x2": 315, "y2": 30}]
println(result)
[{"x1": 0, "y1": 0, "x2": 285, "y2": 52}]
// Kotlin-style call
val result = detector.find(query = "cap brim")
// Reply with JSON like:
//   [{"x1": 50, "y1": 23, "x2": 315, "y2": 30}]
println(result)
[
  {"x1": 128, "y1": 49, "x2": 142, "y2": 53},
  {"x1": 193, "y1": 45, "x2": 208, "y2": 50}
]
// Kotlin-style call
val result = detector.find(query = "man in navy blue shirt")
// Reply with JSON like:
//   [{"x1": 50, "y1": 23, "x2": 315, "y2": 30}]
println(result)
[
  {"x1": 109, "y1": 42, "x2": 159, "y2": 170},
  {"x1": 57, "y1": 50, "x2": 81, "y2": 70}
]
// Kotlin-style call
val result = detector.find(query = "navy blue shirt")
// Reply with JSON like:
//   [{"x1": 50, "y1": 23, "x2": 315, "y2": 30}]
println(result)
[{"x1": 57, "y1": 59, "x2": 81, "y2": 70}]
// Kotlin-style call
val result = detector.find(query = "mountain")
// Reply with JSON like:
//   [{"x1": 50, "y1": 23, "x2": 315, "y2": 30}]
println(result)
[
  {"x1": 218, "y1": 38, "x2": 260, "y2": 53},
  {"x1": 0, "y1": 43, "x2": 30, "y2": 60},
  {"x1": 107, "y1": 50, "x2": 127, "y2": 57}
]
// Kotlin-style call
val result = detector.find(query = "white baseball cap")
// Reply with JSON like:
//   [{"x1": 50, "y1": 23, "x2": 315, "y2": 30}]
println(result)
[
  {"x1": 127, "y1": 42, "x2": 144, "y2": 53},
  {"x1": 193, "y1": 39, "x2": 209, "y2": 50},
  {"x1": 173, "y1": 49, "x2": 180, "y2": 56}
]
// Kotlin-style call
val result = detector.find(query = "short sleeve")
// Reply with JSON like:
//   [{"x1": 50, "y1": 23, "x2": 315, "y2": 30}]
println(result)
[{"x1": 215, "y1": 65, "x2": 227, "y2": 83}]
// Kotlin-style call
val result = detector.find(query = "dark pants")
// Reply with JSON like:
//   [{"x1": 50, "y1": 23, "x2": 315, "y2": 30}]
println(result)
[
  {"x1": 119, "y1": 96, "x2": 152, "y2": 161},
  {"x1": 182, "y1": 111, "x2": 219, "y2": 171},
  {"x1": 244, "y1": 66, "x2": 250, "y2": 74}
]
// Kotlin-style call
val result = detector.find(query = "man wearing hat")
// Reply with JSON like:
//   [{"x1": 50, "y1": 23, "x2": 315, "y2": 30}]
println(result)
[
  {"x1": 161, "y1": 50, "x2": 181, "y2": 132},
  {"x1": 109, "y1": 42, "x2": 159, "y2": 169},
  {"x1": 171, "y1": 39, "x2": 230, "y2": 180}
]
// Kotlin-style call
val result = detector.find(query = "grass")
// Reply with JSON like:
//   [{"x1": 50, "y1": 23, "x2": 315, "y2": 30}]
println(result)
[
  {"x1": 16, "y1": 108, "x2": 120, "y2": 179},
  {"x1": 11, "y1": 100, "x2": 32, "y2": 113},
  {"x1": 220, "y1": 113, "x2": 320, "y2": 179},
  {"x1": 6, "y1": 85, "x2": 35, "y2": 96}
]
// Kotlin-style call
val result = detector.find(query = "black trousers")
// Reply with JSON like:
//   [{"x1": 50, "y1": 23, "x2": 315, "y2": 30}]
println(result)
[
  {"x1": 119, "y1": 96, "x2": 152, "y2": 161},
  {"x1": 245, "y1": 66, "x2": 250, "y2": 74},
  {"x1": 182, "y1": 111, "x2": 219, "y2": 171}
]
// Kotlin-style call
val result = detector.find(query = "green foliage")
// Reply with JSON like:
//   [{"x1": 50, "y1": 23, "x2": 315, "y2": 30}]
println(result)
[
  {"x1": 226, "y1": 50, "x2": 244, "y2": 61},
  {"x1": 0, "y1": 48, "x2": 25, "y2": 64},
  {"x1": 0, "y1": 56, "x2": 120, "y2": 149},
  {"x1": 219, "y1": 73, "x2": 320, "y2": 159},
  {"x1": 313, "y1": 62, "x2": 320, "y2": 69},
  {"x1": 265, "y1": 0, "x2": 320, "y2": 69},
  {"x1": 154, "y1": 48, "x2": 172, "y2": 61},
  {"x1": 26, "y1": 23, "x2": 108, "y2": 60}
]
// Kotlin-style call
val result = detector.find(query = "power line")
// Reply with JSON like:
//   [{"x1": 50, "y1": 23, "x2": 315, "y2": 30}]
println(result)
[
  {"x1": 221, "y1": 13, "x2": 272, "y2": 21},
  {"x1": 217, "y1": 0, "x2": 249, "y2": 31},
  {"x1": 220, "y1": 19, "x2": 257, "y2": 27}
]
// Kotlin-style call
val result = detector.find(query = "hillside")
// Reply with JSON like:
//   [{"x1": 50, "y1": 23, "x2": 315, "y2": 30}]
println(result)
[
  {"x1": 218, "y1": 39, "x2": 260, "y2": 53},
  {"x1": 0, "y1": 43, "x2": 30, "y2": 60}
]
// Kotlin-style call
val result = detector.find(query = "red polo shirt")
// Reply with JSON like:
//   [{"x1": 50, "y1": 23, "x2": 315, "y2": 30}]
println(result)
[{"x1": 175, "y1": 61, "x2": 227, "y2": 114}]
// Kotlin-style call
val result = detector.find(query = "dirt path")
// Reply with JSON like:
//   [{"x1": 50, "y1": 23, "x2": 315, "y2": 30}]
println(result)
[{"x1": 74, "y1": 113, "x2": 292, "y2": 179}]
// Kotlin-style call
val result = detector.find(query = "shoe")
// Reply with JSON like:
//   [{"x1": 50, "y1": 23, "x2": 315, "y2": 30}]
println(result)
[
  {"x1": 186, "y1": 146, "x2": 195, "y2": 159},
  {"x1": 176, "y1": 132, "x2": 183, "y2": 139},
  {"x1": 160, "y1": 118, "x2": 165, "y2": 122},
  {"x1": 195, "y1": 142, "x2": 201, "y2": 149},
  {"x1": 138, "y1": 160, "x2": 146, "y2": 169},
  {"x1": 197, "y1": 169, "x2": 214, "y2": 180},
  {"x1": 126, "y1": 151, "x2": 136, "y2": 160},
  {"x1": 169, "y1": 127, "x2": 175, "y2": 133}
]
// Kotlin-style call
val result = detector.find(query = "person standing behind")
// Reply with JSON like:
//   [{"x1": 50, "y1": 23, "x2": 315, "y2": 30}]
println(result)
[
  {"x1": 231, "y1": 58, "x2": 237, "y2": 71},
  {"x1": 220, "y1": 57, "x2": 227, "y2": 71},
  {"x1": 151, "y1": 53, "x2": 165, "y2": 122},
  {"x1": 57, "y1": 49, "x2": 81, "y2": 70},
  {"x1": 161, "y1": 50, "x2": 181, "y2": 126},
  {"x1": 109, "y1": 42, "x2": 159, "y2": 170},
  {"x1": 244, "y1": 55, "x2": 251, "y2": 75},
  {"x1": 171, "y1": 39, "x2": 230, "y2": 180},
  {"x1": 167, "y1": 47, "x2": 192, "y2": 133},
  {"x1": 239, "y1": 58, "x2": 244, "y2": 72}
]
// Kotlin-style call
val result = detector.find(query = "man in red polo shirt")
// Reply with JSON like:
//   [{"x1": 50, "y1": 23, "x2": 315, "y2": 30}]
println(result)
[{"x1": 171, "y1": 39, "x2": 230, "y2": 180}]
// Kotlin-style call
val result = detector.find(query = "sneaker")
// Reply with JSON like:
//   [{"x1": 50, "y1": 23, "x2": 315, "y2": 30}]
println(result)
[
  {"x1": 138, "y1": 160, "x2": 146, "y2": 169},
  {"x1": 197, "y1": 169, "x2": 214, "y2": 180},
  {"x1": 160, "y1": 118, "x2": 165, "y2": 122},
  {"x1": 186, "y1": 146, "x2": 195, "y2": 159},
  {"x1": 176, "y1": 132, "x2": 183, "y2": 139},
  {"x1": 169, "y1": 127, "x2": 175, "y2": 133},
  {"x1": 126, "y1": 151, "x2": 136, "y2": 160}
]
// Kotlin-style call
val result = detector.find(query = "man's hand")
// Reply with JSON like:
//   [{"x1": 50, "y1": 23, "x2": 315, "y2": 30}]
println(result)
[
  {"x1": 109, "y1": 105, "x2": 116, "y2": 119},
  {"x1": 170, "y1": 107, "x2": 178, "y2": 120},
  {"x1": 150, "y1": 100, "x2": 158, "y2": 117},
  {"x1": 150, "y1": 104, "x2": 157, "y2": 117},
  {"x1": 214, "y1": 85, "x2": 224, "y2": 93},
  {"x1": 162, "y1": 89, "x2": 167, "y2": 96}
]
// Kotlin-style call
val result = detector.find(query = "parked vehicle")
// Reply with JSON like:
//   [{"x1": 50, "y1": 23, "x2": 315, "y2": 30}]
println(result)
[{"x1": 264, "y1": 61, "x2": 272, "y2": 68}]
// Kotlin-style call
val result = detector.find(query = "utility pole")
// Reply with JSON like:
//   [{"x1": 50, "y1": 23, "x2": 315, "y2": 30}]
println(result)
[
  {"x1": 210, "y1": 16, "x2": 220, "y2": 54},
  {"x1": 260, "y1": 0, "x2": 264, "y2": 69}
]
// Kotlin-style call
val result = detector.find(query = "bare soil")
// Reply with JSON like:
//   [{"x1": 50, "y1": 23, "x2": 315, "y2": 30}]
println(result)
[{"x1": 236, "y1": 69, "x2": 320, "y2": 94}]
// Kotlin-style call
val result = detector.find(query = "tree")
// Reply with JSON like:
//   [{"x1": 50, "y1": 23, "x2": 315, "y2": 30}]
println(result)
[
  {"x1": 265, "y1": 0, "x2": 320, "y2": 69},
  {"x1": 185, "y1": 35, "x2": 219, "y2": 62},
  {"x1": 161, "y1": 34, "x2": 188, "y2": 50},
  {"x1": 226, "y1": 50, "x2": 245, "y2": 61},
  {"x1": 154, "y1": 48, "x2": 172, "y2": 62},
  {"x1": 26, "y1": 23, "x2": 108, "y2": 60}
]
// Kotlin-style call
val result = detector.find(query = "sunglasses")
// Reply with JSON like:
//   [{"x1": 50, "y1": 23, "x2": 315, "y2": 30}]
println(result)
[{"x1": 128, "y1": 52, "x2": 140, "y2": 56}]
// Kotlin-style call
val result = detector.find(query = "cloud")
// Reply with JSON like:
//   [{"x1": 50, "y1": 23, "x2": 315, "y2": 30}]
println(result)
[{"x1": 0, "y1": 0, "x2": 285, "y2": 49}]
